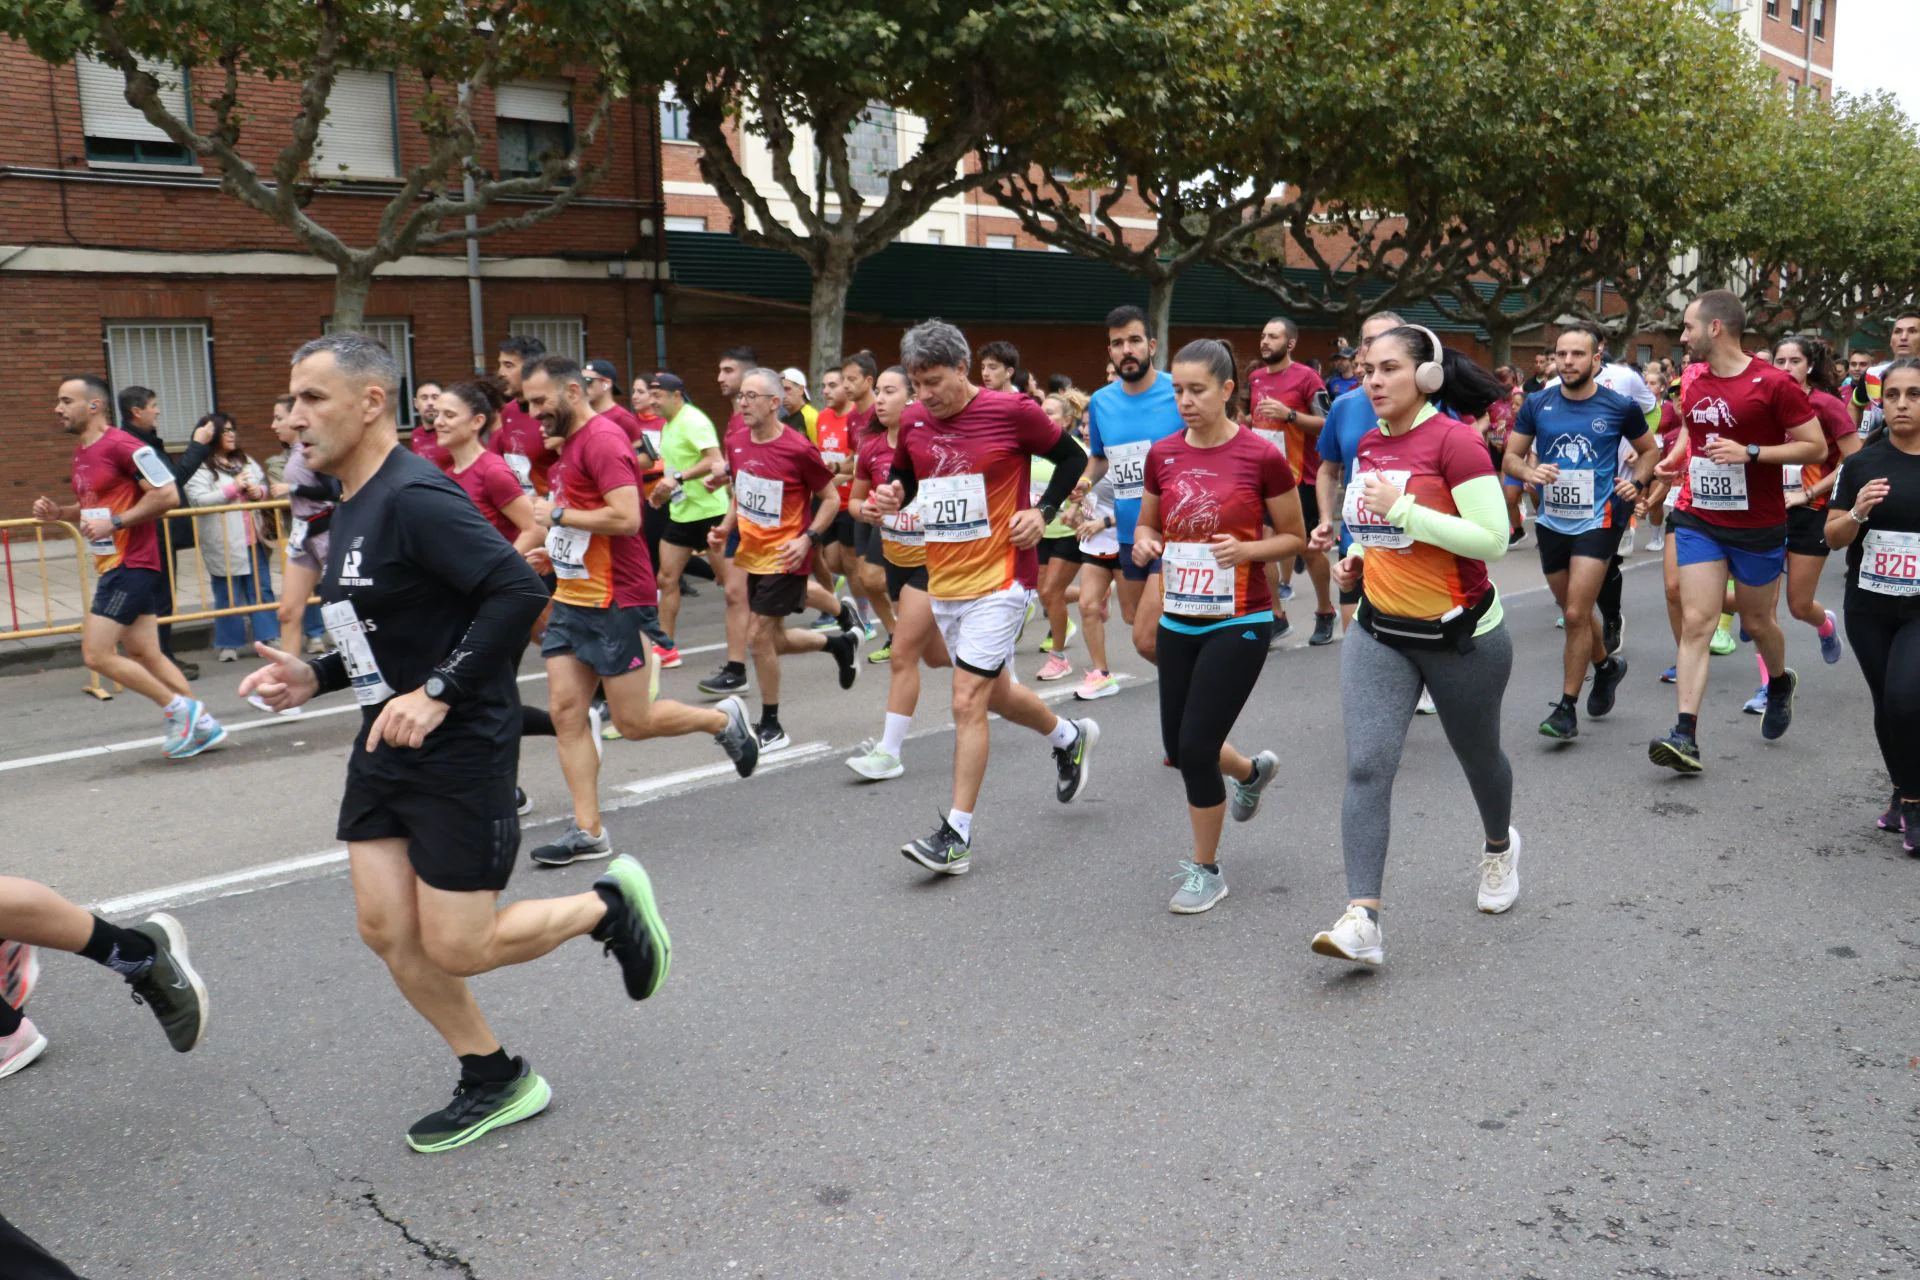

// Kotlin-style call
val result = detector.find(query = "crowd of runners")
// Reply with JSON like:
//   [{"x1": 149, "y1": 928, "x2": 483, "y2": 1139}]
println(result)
[{"x1": 4, "y1": 287, "x2": 1918, "y2": 1267}]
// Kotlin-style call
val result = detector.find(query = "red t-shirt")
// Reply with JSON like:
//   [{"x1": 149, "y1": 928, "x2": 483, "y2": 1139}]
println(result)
[
  {"x1": 1655, "y1": 400, "x2": 1683, "y2": 453},
  {"x1": 1245, "y1": 361, "x2": 1327, "y2": 482},
  {"x1": 728, "y1": 426, "x2": 834, "y2": 576},
  {"x1": 1352, "y1": 412, "x2": 1496, "y2": 620},
  {"x1": 487, "y1": 399, "x2": 558, "y2": 498},
  {"x1": 1799, "y1": 388, "x2": 1857, "y2": 510},
  {"x1": 894, "y1": 388, "x2": 1063, "y2": 600},
  {"x1": 549, "y1": 414, "x2": 655, "y2": 609},
  {"x1": 72, "y1": 428, "x2": 165, "y2": 573},
  {"x1": 857, "y1": 425, "x2": 926, "y2": 569},
  {"x1": 1676, "y1": 357, "x2": 1817, "y2": 529},
  {"x1": 450, "y1": 451, "x2": 528, "y2": 544},
  {"x1": 1145, "y1": 425, "x2": 1295, "y2": 619},
  {"x1": 814, "y1": 407, "x2": 857, "y2": 505}
]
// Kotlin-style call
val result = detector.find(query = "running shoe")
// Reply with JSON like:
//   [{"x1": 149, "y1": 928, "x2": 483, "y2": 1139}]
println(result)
[
  {"x1": 1278, "y1": 581, "x2": 1295, "y2": 601},
  {"x1": 1539, "y1": 702, "x2": 1578, "y2": 740},
  {"x1": 529, "y1": 824, "x2": 613, "y2": 867},
  {"x1": 0, "y1": 941, "x2": 40, "y2": 1012},
  {"x1": 1039, "y1": 620, "x2": 1078, "y2": 654},
  {"x1": 1742, "y1": 685, "x2": 1768, "y2": 715},
  {"x1": 515, "y1": 786, "x2": 532, "y2": 816},
  {"x1": 679, "y1": 581, "x2": 701, "y2": 598},
  {"x1": 1310, "y1": 905, "x2": 1384, "y2": 967},
  {"x1": 1878, "y1": 791, "x2": 1904, "y2": 832},
  {"x1": 846, "y1": 744, "x2": 904, "y2": 781},
  {"x1": 1903, "y1": 800, "x2": 1920, "y2": 857},
  {"x1": 128, "y1": 913, "x2": 209, "y2": 1052},
  {"x1": 810, "y1": 611, "x2": 841, "y2": 632},
  {"x1": 1309, "y1": 612, "x2": 1337, "y2": 646},
  {"x1": 1587, "y1": 656, "x2": 1627, "y2": 719},
  {"x1": 1710, "y1": 626, "x2": 1736, "y2": 656},
  {"x1": 1738, "y1": 621, "x2": 1752, "y2": 644},
  {"x1": 1646, "y1": 531, "x2": 1665, "y2": 551},
  {"x1": 697, "y1": 666, "x2": 748, "y2": 696},
  {"x1": 162, "y1": 698, "x2": 207, "y2": 756},
  {"x1": 1036, "y1": 653, "x2": 1073, "y2": 682},
  {"x1": 1168, "y1": 861, "x2": 1229, "y2": 914},
  {"x1": 304, "y1": 634, "x2": 329, "y2": 655},
  {"x1": 868, "y1": 638, "x2": 894, "y2": 664},
  {"x1": 1053, "y1": 718, "x2": 1100, "y2": 803},
  {"x1": 1603, "y1": 611, "x2": 1624, "y2": 657},
  {"x1": 405, "y1": 1059, "x2": 552, "y2": 1154},
  {"x1": 0, "y1": 1018, "x2": 48, "y2": 1079},
  {"x1": 177, "y1": 660, "x2": 200, "y2": 681},
  {"x1": 654, "y1": 645, "x2": 682, "y2": 670},
  {"x1": 593, "y1": 699, "x2": 619, "y2": 744},
  {"x1": 1074, "y1": 669, "x2": 1119, "y2": 700},
  {"x1": 1415, "y1": 688, "x2": 1438, "y2": 715},
  {"x1": 1660, "y1": 665, "x2": 1677, "y2": 684},
  {"x1": 714, "y1": 695, "x2": 760, "y2": 778},
  {"x1": 902, "y1": 817, "x2": 970, "y2": 875},
  {"x1": 167, "y1": 711, "x2": 227, "y2": 760},
  {"x1": 1554, "y1": 615, "x2": 1565, "y2": 630},
  {"x1": 1819, "y1": 611, "x2": 1843, "y2": 665},
  {"x1": 595, "y1": 854, "x2": 672, "y2": 999},
  {"x1": 1227, "y1": 750, "x2": 1279, "y2": 823},
  {"x1": 1018, "y1": 596, "x2": 1040, "y2": 642},
  {"x1": 825, "y1": 632, "x2": 861, "y2": 689},
  {"x1": 836, "y1": 596, "x2": 862, "y2": 635},
  {"x1": 1648, "y1": 732, "x2": 1703, "y2": 774},
  {"x1": 1270, "y1": 615, "x2": 1292, "y2": 646},
  {"x1": 1760, "y1": 670, "x2": 1797, "y2": 740},
  {"x1": 1477, "y1": 827, "x2": 1521, "y2": 913},
  {"x1": 217, "y1": 648, "x2": 238, "y2": 663},
  {"x1": 756, "y1": 722, "x2": 792, "y2": 752}
]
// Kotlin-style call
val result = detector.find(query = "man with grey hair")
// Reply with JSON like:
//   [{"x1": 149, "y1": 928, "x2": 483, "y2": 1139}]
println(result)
[
  {"x1": 869, "y1": 319, "x2": 1095, "y2": 875},
  {"x1": 241, "y1": 333, "x2": 678, "y2": 1153}
]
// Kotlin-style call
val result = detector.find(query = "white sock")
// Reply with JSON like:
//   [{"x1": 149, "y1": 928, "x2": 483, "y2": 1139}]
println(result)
[
  {"x1": 1046, "y1": 717, "x2": 1079, "y2": 750},
  {"x1": 879, "y1": 712, "x2": 911, "y2": 758},
  {"x1": 946, "y1": 809, "x2": 972, "y2": 843},
  {"x1": 165, "y1": 695, "x2": 190, "y2": 718}
]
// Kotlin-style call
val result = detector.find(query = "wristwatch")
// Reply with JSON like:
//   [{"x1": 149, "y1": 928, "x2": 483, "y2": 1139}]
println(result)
[
  {"x1": 667, "y1": 469, "x2": 683, "y2": 484},
  {"x1": 806, "y1": 527, "x2": 824, "y2": 543},
  {"x1": 1285, "y1": 409, "x2": 1298, "y2": 424},
  {"x1": 424, "y1": 675, "x2": 452, "y2": 702},
  {"x1": 1038, "y1": 502, "x2": 1060, "y2": 524},
  {"x1": 551, "y1": 506, "x2": 567, "y2": 527},
  {"x1": 1849, "y1": 508, "x2": 1867, "y2": 524},
  {"x1": 110, "y1": 514, "x2": 124, "y2": 530},
  {"x1": 1746, "y1": 443, "x2": 1761, "y2": 462}
]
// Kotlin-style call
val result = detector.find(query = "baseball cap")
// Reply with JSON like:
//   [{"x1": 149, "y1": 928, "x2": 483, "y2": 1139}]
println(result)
[
  {"x1": 779, "y1": 367, "x2": 809, "y2": 398},
  {"x1": 648, "y1": 371, "x2": 686, "y2": 394},
  {"x1": 584, "y1": 359, "x2": 618, "y2": 382}
]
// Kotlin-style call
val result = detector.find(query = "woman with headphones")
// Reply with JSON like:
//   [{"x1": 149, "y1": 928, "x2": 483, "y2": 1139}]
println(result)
[{"x1": 1314, "y1": 325, "x2": 1518, "y2": 968}]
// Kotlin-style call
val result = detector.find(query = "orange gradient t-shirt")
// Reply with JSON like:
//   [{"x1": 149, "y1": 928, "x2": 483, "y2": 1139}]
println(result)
[
  {"x1": 1349, "y1": 410, "x2": 1495, "y2": 620},
  {"x1": 728, "y1": 425, "x2": 834, "y2": 576}
]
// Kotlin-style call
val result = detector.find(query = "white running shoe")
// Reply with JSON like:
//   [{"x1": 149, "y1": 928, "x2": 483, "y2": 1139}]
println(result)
[
  {"x1": 1477, "y1": 826, "x2": 1521, "y2": 913},
  {"x1": 0, "y1": 1017, "x2": 48, "y2": 1079},
  {"x1": 846, "y1": 745, "x2": 905, "y2": 780},
  {"x1": 1310, "y1": 905, "x2": 1384, "y2": 967},
  {"x1": 1415, "y1": 688, "x2": 1438, "y2": 715},
  {"x1": 1646, "y1": 531, "x2": 1665, "y2": 551}
]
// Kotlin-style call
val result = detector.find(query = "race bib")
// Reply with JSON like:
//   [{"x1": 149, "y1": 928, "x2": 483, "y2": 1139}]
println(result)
[
  {"x1": 1255, "y1": 428, "x2": 1289, "y2": 460},
  {"x1": 920, "y1": 473, "x2": 990, "y2": 542},
  {"x1": 1161, "y1": 541, "x2": 1234, "y2": 617},
  {"x1": 734, "y1": 472, "x2": 785, "y2": 528},
  {"x1": 881, "y1": 500, "x2": 924, "y2": 547},
  {"x1": 1106, "y1": 440, "x2": 1152, "y2": 501},
  {"x1": 320, "y1": 600, "x2": 396, "y2": 707},
  {"x1": 1859, "y1": 529, "x2": 1920, "y2": 597},
  {"x1": 1543, "y1": 468, "x2": 1596, "y2": 522},
  {"x1": 80, "y1": 506, "x2": 116, "y2": 557},
  {"x1": 821, "y1": 451, "x2": 848, "y2": 468},
  {"x1": 503, "y1": 453, "x2": 534, "y2": 497},
  {"x1": 1343, "y1": 469, "x2": 1414, "y2": 549},
  {"x1": 544, "y1": 524, "x2": 592, "y2": 579},
  {"x1": 1688, "y1": 453, "x2": 1748, "y2": 511},
  {"x1": 130, "y1": 446, "x2": 175, "y2": 488},
  {"x1": 1783, "y1": 464, "x2": 1805, "y2": 495},
  {"x1": 288, "y1": 517, "x2": 310, "y2": 556}
]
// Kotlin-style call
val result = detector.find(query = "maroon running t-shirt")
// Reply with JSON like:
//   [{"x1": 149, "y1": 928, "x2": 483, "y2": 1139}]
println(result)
[
  {"x1": 1676, "y1": 357, "x2": 1816, "y2": 530},
  {"x1": 1245, "y1": 361, "x2": 1327, "y2": 483},
  {"x1": 487, "y1": 399, "x2": 559, "y2": 498},
  {"x1": 450, "y1": 450, "x2": 528, "y2": 544},
  {"x1": 71, "y1": 428, "x2": 166, "y2": 573},
  {"x1": 549, "y1": 414, "x2": 656, "y2": 609},
  {"x1": 1145, "y1": 425, "x2": 1295, "y2": 619},
  {"x1": 728, "y1": 426, "x2": 834, "y2": 577}
]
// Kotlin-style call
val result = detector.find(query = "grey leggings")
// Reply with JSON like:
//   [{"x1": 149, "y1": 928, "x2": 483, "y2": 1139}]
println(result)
[{"x1": 1340, "y1": 620, "x2": 1514, "y2": 900}]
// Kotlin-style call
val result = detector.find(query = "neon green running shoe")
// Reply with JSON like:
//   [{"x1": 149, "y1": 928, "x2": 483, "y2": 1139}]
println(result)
[
  {"x1": 595, "y1": 855, "x2": 672, "y2": 1000},
  {"x1": 867, "y1": 638, "x2": 893, "y2": 663},
  {"x1": 1709, "y1": 627, "x2": 1736, "y2": 656},
  {"x1": 406, "y1": 1058, "x2": 551, "y2": 1153}
]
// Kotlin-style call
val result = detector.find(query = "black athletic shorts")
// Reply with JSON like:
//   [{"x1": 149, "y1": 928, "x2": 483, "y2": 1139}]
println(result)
[
  {"x1": 662, "y1": 513, "x2": 722, "y2": 550},
  {"x1": 830, "y1": 509, "x2": 857, "y2": 548},
  {"x1": 90, "y1": 566, "x2": 167, "y2": 625},
  {"x1": 337, "y1": 767, "x2": 519, "y2": 893},
  {"x1": 1786, "y1": 504, "x2": 1832, "y2": 557},
  {"x1": 857, "y1": 521, "x2": 885, "y2": 566},
  {"x1": 1535, "y1": 518, "x2": 1629, "y2": 577},
  {"x1": 883, "y1": 561, "x2": 930, "y2": 600},
  {"x1": 1296, "y1": 482, "x2": 1321, "y2": 531},
  {"x1": 748, "y1": 571, "x2": 808, "y2": 617},
  {"x1": 1037, "y1": 534, "x2": 1080, "y2": 566},
  {"x1": 541, "y1": 601, "x2": 665, "y2": 677}
]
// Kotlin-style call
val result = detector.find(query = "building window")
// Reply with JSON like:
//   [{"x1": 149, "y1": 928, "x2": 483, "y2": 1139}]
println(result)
[
  {"x1": 1812, "y1": 0, "x2": 1826, "y2": 38},
  {"x1": 495, "y1": 82, "x2": 572, "y2": 178},
  {"x1": 1636, "y1": 344, "x2": 1653, "y2": 365},
  {"x1": 77, "y1": 56, "x2": 193, "y2": 166},
  {"x1": 510, "y1": 316, "x2": 586, "y2": 363},
  {"x1": 1790, "y1": 0, "x2": 1803, "y2": 28},
  {"x1": 313, "y1": 69, "x2": 399, "y2": 179},
  {"x1": 925, "y1": 229, "x2": 944, "y2": 246},
  {"x1": 985, "y1": 234, "x2": 1017, "y2": 251},
  {"x1": 844, "y1": 105, "x2": 897, "y2": 199},
  {"x1": 664, "y1": 215, "x2": 709, "y2": 233},
  {"x1": 659, "y1": 83, "x2": 691, "y2": 143},
  {"x1": 323, "y1": 317, "x2": 418, "y2": 425},
  {"x1": 1809, "y1": 82, "x2": 1822, "y2": 102},
  {"x1": 1789, "y1": 75, "x2": 1801, "y2": 101},
  {"x1": 104, "y1": 322, "x2": 214, "y2": 446},
  {"x1": 1764, "y1": 0, "x2": 1779, "y2": 16}
]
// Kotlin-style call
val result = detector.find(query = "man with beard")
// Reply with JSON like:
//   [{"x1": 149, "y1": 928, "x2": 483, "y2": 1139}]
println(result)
[
  {"x1": 1854, "y1": 310, "x2": 1920, "y2": 439},
  {"x1": 486, "y1": 336, "x2": 556, "y2": 499},
  {"x1": 1247, "y1": 316, "x2": 1336, "y2": 645}
]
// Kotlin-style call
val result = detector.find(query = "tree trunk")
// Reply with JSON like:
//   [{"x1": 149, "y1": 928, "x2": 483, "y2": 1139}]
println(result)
[
  {"x1": 331, "y1": 267, "x2": 374, "y2": 330},
  {"x1": 808, "y1": 242, "x2": 854, "y2": 396},
  {"x1": 1484, "y1": 319, "x2": 1515, "y2": 369},
  {"x1": 1148, "y1": 271, "x2": 1176, "y2": 369}
]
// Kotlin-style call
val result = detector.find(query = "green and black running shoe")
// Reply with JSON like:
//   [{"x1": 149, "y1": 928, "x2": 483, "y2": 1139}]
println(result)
[
  {"x1": 129, "y1": 913, "x2": 209, "y2": 1053},
  {"x1": 595, "y1": 855, "x2": 672, "y2": 1000},
  {"x1": 406, "y1": 1059, "x2": 551, "y2": 1153}
]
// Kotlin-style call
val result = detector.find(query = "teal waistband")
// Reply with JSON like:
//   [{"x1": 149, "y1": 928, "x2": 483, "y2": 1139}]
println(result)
[{"x1": 1158, "y1": 609, "x2": 1276, "y2": 636}]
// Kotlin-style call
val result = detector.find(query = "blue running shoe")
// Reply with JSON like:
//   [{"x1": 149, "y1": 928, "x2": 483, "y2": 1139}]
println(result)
[
  {"x1": 167, "y1": 710, "x2": 227, "y2": 759},
  {"x1": 1819, "y1": 611, "x2": 1842, "y2": 665},
  {"x1": 1660, "y1": 665, "x2": 1677, "y2": 684},
  {"x1": 1742, "y1": 685, "x2": 1768, "y2": 715}
]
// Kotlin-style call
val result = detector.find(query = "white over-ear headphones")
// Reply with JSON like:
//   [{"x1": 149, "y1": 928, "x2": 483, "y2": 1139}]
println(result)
[{"x1": 1405, "y1": 324, "x2": 1447, "y2": 395}]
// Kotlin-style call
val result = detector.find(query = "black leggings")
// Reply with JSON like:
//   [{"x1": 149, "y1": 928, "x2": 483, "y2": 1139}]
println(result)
[
  {"x1": 1845, "y1": 608, "x2": 1920, "y2": 794},
  {"x1": 1157, "y1": 619, "x2": 1272, "y2": 807},
  {"x1": 0, "y1": 1212, "x2": 81, "y2": 1279}
]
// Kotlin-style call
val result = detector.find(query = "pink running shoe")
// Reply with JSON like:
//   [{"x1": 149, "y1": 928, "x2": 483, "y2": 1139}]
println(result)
[
  {"x1": 1074, "y1": 669, "x2": 1119, "y2": 700},
  {"x1": 0, "y1": 941, "x2": 39, "y2": 1012},
  {"x1": 1036, "y1": 653, "x2": 1073, "y2": 682},
  {"x1": 0, "y1": 1016, "x2": 47, "y2": 1078}
]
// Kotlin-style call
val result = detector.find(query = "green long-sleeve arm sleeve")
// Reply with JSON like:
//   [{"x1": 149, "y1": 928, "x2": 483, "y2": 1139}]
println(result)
[{"x1": 1386, "y1": 474, "x2": 1512, "y2": 561}]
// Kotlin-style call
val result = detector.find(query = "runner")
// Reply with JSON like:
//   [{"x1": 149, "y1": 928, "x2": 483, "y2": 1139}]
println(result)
[
  {"x1": 648, "y1": 372, "x2": 733, "y2": 673},
  {"x1": 1069, "y1": 471, "x2": 1123, "y2": 701},
  {"x1": 716, "y1": 366, "x2": 863, "y2": 750},
  {"x1": 1131, "y1": 339, "x2": 1303, "y2": 914},
  {"x1": 1033, "y1": 389, "x2": 1089, "y2": 680},
  {"x1": 1640, "y1": 362, "x2": 1682, "y2": 551},
  {"x1": 1311, "y1": 325, "x2": 1519, "y2": 968},
  {"x1": 411, "y1": 380, "x2": 443, "y2": 455},
  {"x1": 486, "y1": 336, "x2": 556, "y2": 499},
  {"x1": 868, "y1": 319, "x2": 1094, "y2": 874},
  {"x1": 117, "y1": 385, "x2": 212, "y2": 680},
  {"x1": 691, "y1": 348, "x2": 760, "y2": 696},
  {"x1": 267, "y1": 392, "x2": 336, "y2": 655},
  {"x1": 241, "y1": 333, "x2": 678, "y2": 1152},
  {"x1": 813, "y1": 364, "x2": 886, "y2": 638},
  {"x1": 30, "y1": 374, "x2": 226, "y2": 759},
  {"x1": 845, "y1": 366, "x2": 954, "y2": 779},
  {"x1": 1854, "y1": 311, "x2": 1919, "y2": 437},
  {"x1": 1084, "y1": 305, "x2": 1184, "y2": 663},
  {"x1": 979, "y1": 341, "x2": 1020, "y2": 394},
  {"x1": 1503, "y1": 320, "x2": 1653, "y2": 741},
  {"x1": 520, "y1": 356, "x2": 759, "y2": 865},
  {"x1": 1650, "y1": 290, "x2": 1825, "y2": 773},
  {"x1": 840, "y1": 351, "x2": 898, "y2": 662},
  {"x1": 1248, "y1": 316, "x2": 1336, "y2": 645},
  {"x1": 1825, "y1": 357, "x2": 1920, "y2": 849}
]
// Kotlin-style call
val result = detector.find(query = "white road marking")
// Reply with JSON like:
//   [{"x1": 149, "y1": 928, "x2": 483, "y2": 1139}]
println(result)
[{"x1": 614, "y1": 741, "x2": 833, "y2": 798}]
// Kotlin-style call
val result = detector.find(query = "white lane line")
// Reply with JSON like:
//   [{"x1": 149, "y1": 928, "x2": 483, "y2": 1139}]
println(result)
[
  {"x1": 92, "y1": 848, "x2": 350, "y2": 916},
  {"x1": 615, "y1": 741, "x2": 833, "y2": 797}
]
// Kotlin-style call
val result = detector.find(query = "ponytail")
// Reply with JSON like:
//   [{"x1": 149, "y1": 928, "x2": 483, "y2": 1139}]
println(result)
[
  {"x1": 1380, "y1": 326, "x2": 1504, "y2": 420},
  {"x1": 442, "y1": 379, "x2": 503, "y2": 438},
  {"x1": 1171, "y1": 338, "x2": 1241, "y2": 418}
]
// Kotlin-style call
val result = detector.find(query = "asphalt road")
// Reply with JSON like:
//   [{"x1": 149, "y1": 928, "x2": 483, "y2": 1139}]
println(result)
[{"x1": 4, "y1": 546, "x2": 1917, "y2": 1279}]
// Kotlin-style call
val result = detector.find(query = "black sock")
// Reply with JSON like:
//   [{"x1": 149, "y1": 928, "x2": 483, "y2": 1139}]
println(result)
[
  {"x1": 1767, "y1": 671, "x2": 1793, "y2": 695},
  {"x1": 458, "y1": 1048, "x2": 517, "y2": 1085},
  {"x1": 724, "y1": 660, "x2": 746, "y2": 677},
  {"x1": 1677, "y1": 712, "x2": 1699, "y2": 738},
  {"x1": 759, "y1": 703, "x2": 779, "y2": 727},
  {"x1": 520, "y1": 706, "x2": 556, "y2": 738},
  {"x1": 79, "y1": 916, "x2": 156, "y2": 978},
  {"x1": 1557, "y1": 694, "x2": 1578, "y2": 713},
  {"x1": 1358, "y1": 905, "x2": 1380, "y2": 921},
  {"x1": 1198, "y1": 861, "x2": 1219, "y2": 875},
  {"x1": 589, "y1": 880, "x2": 624, "y2": 941},
  {"x1": 1485, "y1": 835, "x2": 1510, "y2": 852},
  {"x1": 0, "y1": 995, "x2": 22, "y2": 1036}
]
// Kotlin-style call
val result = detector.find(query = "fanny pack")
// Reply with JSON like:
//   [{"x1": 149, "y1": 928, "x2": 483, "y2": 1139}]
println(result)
[
  {"x1": 304, "y1": 509, "x2": 334, "y2": 539},
  {"x1": 1357, "y1": 589, "x2": 1494, "y2": 655}
]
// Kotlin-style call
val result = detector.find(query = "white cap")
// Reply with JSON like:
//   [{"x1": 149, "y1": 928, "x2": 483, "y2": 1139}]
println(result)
[{"x1": 780, "y1": 367, "x2": 809, "y2": 398}]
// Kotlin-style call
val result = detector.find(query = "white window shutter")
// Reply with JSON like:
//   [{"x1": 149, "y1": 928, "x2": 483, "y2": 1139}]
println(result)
[
  {"x1": 105, "y1": 322, "x2": 215, "y2": 446},
  {"x1": 77, "y1": 55, "x2": 188, "y2": 141},
  {"x1": 509, "y1": 316, "x2": 586, "y2": 363},
  {"x1": 314, "y1": 69, "x2": 397, "y2": 179},
  {"x1": 495, "y1": 82, "x2": 570, "y2": 123}
]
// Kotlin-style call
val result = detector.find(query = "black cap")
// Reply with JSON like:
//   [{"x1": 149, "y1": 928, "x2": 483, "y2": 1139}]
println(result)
[
  {"x1": 648, "y1": 371, "x2": 686, "y2": 393},
  {"x1": 584, "y1": 358, "x2": 618, "y2": 382}
]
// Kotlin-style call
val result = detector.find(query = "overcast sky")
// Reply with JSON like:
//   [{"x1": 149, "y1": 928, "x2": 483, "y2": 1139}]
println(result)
[{"x1": 1832, "y1": 0, "x2": 1920, "y2": 122}]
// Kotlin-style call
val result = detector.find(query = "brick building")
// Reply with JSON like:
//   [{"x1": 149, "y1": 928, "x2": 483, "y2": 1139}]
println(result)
[{"x1": 1724, "y1": 0, "x2": 1838, "y2": 99}]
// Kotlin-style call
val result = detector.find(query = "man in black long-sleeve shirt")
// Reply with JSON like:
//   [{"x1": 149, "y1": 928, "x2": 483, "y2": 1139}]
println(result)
[
  {"x1": 118, "y1": 387, "x2": 213, "y2": 679},
  {"x1": 240, "y1": 334, "x2": 674, "y2": 1154}
]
